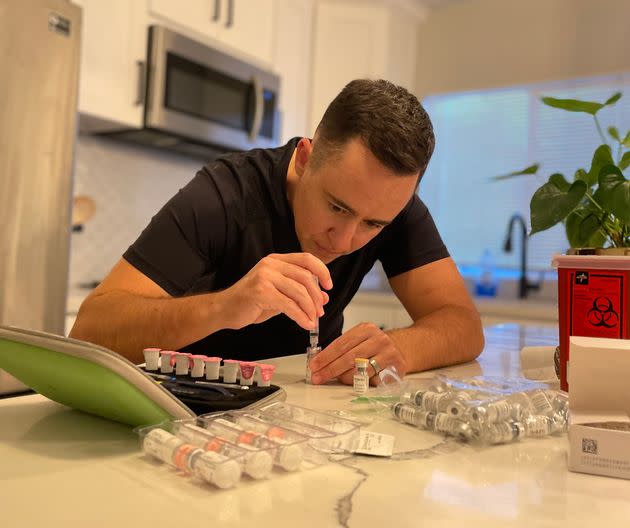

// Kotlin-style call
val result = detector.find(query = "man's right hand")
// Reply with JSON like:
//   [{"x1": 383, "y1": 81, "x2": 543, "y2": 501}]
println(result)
[{"x1": 218, "y1": 253, "x2": 333, "y2": 331}]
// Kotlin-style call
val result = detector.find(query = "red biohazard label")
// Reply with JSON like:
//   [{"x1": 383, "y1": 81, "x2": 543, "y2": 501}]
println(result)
[
  {"x1": 569, "y1": 272, "x2": 625, "y2": 338},
  {"x1": 558, "y1": 266, "x2": 630, "y2": 391}
]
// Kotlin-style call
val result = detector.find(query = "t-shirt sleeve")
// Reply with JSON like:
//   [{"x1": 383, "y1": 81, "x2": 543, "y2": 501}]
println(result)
[
  {"x1": 123, "y1": 169, "x2": 227, "y2": 296},
  {"x1": 377, "y1": 195, "x2": 450, "y2": 278}
]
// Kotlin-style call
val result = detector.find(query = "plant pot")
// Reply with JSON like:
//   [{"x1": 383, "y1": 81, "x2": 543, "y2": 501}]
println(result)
[{"x1": 552, "y1": 248, "x2": 630, "y2": 391}]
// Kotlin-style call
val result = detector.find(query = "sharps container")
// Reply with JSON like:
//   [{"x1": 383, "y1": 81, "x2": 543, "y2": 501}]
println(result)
[{"x1": 552, "y1": 250, "x2": 630, "y2": 391}]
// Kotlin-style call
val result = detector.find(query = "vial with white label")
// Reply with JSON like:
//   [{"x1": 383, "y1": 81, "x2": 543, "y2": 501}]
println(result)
[
  {"x1": 214, "y1": 416, "x2": 305, "y2": 471},
  {"x1": 419, "y1": 390, "x2": 456, "y2": 413},
  {"x1": 528, "y1": 389, "x2": 554, "y2": 416},
  {"x1": 305, "y1": 346, "x2": 321, "y2": 384},
  {"x1": 480, "y1": 421, "x2": 524, "y2": 445},
  {"x1": 141, "y1": 428, "x2": 242, "y2": 488},
  {"x1": 468, "y1": 399, "x2": 513, "y2": 424},
  {"x1": 176, "y1": 423, "x2": 272, "y2": 480},
  {"x1": 159, "y1": 350, "x2": 176, "y2": 374},
  {"x1": 523, "y1": 415, "x2": 552, "y2": 437},
  {"x1": 353, "y1": 358, "x2": 369, "y2": 394},
  {"x1": 446, "y1": 391, "x2": 473, "y2": 417},
  {"x1": 142, "y1": 348, "x2": 161, "y2": 371},
  {"x1": 392, "y1": 402, "x2": 435, "y2": 429}
]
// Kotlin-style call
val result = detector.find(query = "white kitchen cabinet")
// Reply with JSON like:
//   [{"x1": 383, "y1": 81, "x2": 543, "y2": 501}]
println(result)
[
  {"x1": 73, "y1": 0, "x2": 147, "y2": 130},
  {"x1": 75, "y1": 0, "x2": 277, "y2": 131},
  {"x1": 309, "y1": 0, "x2": 424, "y2": 133},
  {"x1": 273, "y1": 0, "x2": 314, "y2": 141},
  {"x1": 148, "y1": 0, "x2": 275, "y2": 65},
  {"x1": 148, "y1": 0, "x2": 214, "y2": 40},
  {"x1": 216, "y1": 0, "x2": 275, "y2": 65}
]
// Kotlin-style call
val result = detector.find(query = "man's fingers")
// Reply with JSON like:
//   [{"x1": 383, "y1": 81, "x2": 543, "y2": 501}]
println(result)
[
  {"x1": 266, "y1": 286, "x2": 315, "y2": 331},
  {"x1": 271, "y1": 270, "x2": 320, "y2": 323},
  {"x1": 268, "y1": 253, "x2": 333, "y2": 290},
  {"x1": 309, "y1": 329, "x2": 368, "y2": 373},
  {"x1": 312, "y1": 337, "x2": 376, "y2": 383},
  {"x1": 271, "y1": 261, "x2": 325, "y2": 316}
]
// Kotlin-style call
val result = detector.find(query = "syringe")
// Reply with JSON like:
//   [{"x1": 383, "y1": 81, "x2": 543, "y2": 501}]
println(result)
[
  {"x1": 309, "y1": 313, "x2": 319, "y2": 348},
  {"x1": 305, "y1": 275, "x2": 321, "y2": 384}
]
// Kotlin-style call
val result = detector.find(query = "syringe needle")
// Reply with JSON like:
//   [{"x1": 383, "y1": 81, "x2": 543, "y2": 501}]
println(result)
[{"x1": 309, "y1": 275, "x2": 320, "y2": 348}]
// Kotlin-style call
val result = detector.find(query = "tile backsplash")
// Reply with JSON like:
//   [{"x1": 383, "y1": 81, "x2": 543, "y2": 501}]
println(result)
[{"x1": 69, "y1": 134, "x2": 202, "y2": 289}]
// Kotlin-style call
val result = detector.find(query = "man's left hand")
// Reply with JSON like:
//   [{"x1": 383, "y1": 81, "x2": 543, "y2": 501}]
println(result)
[{"x1": 308, "y1": 323, "x2": 407, "y2": 386}]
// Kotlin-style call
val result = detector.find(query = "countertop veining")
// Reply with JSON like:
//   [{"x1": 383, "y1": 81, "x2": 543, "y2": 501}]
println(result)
[{"x1": 1, "y1": 324, "x2": 628, "y2": 527}]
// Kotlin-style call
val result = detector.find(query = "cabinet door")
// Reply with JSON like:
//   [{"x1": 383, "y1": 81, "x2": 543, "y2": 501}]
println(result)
[
  {"x1": 216, "y1": 0, "x2": 275, "y2": 64},
  {"x1": 73, "y1": 0, "x2": 145, "y2": 129},
  {"x1": 309, "y1": 2, "x2": 388, "y2": 133},
  {"x1": 386, "y1": 8, "x2": 418, "y2": 90},
  {"x1": 273, "y1": 0, "x2": 314, "y2": 142},
  {"x1": 148, "y1": 0, "x2": 218, "y2": 41}
]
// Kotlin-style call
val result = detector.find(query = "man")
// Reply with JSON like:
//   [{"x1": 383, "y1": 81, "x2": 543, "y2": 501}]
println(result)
[{"x1": 70, "y1": 79, "x2": 484, "y2": 386}]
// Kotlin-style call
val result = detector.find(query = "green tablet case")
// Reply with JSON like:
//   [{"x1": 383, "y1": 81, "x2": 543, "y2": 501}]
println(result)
[{"x1": 0, "y1": 325, "x2": 284, "y2": 427}]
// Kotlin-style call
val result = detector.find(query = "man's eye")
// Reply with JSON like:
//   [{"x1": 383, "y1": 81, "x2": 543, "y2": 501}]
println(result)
[
  {"x1": 366, "y1": 222, "x2": 384, "y2": 230},
  {"x1": 329, "y1": 203, "x2": 345, "y2": 214}
]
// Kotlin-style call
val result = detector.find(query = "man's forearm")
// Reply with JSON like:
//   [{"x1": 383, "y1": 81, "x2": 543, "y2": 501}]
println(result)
[
  {"x1": 386, "y1": 304, "x2": 484, "y2": 374},
  {"x1": 69, "y1": 290, "x2": 230, "y2": 364}
]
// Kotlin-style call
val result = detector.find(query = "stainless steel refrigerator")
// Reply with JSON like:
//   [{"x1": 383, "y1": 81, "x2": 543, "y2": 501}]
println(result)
[{"x1": 0, "y1": 0, "x2": 81, "y2": 394}]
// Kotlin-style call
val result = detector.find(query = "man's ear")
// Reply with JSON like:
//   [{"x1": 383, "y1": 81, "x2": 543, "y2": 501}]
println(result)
[{"x1": 295, "y1": 138, "x2": 313, "y2": 177}]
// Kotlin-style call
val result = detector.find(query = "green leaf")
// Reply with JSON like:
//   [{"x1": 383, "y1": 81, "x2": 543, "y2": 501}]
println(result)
[
  {"x1": 549, "y1": 173, "x2": 571, "y2": 191},
  {"x1": 619, "y1": 151, "x2": 630, "y2": 171},
  {"x1": 491, "y1": 164, "x2": 540, "y2": 181},
  {"x1": 598, "y1": 165, "x2": 630, "y2": 223},
  {"x1": 586, "y1": 144, "x2": 614, "y2": 186},
  {"x1": 608, "y1": 126, "x2": 621, "y2": 141},
  {"x1": 541, "y1": 96, "x2": 602, "y2": 115},
  {"x1": 540, "y1": 92, "x2": 622, "y2": 115},
  {"x1": 530, "y1": 174, "x2": 587, "y2": 234},
  {"x1": 587, "y1": 229, "x2": 609, "y2": 248},
  {"x1": 574, "y1": 169, "x2": 589, "y2": 183},
  {"x1": 605, "y1": 92, "x2": 622, "y2": 106},
  {"x1": 623, "y1": 130, "x2": 630, "y2": 147},
  {"x1": 565, "y1": 209, "x2": 602, "y2": 247}
]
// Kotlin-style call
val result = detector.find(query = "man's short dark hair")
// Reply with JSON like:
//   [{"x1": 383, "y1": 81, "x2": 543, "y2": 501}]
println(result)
[{"x1": 310, "y1": 79, "x2": 435, "y2": 177}]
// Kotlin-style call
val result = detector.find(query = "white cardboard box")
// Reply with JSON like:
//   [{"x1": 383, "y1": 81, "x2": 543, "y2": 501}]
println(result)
[{"x1": 568, "y1": 336, "x2": 630, "y2": 480}]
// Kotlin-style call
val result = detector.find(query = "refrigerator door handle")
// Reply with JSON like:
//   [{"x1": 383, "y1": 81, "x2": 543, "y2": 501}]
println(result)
[
  {"x1": 135, "y1": 60, "x2": 146, "y2": 106},
  {"x1": 248, "y1": 75, "x2": 263, "y2": 142}
]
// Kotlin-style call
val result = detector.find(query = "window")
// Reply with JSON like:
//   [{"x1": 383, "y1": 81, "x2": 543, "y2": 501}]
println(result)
[{"x1": 420, "y1": 74, "x2": 630, "y2": 272}]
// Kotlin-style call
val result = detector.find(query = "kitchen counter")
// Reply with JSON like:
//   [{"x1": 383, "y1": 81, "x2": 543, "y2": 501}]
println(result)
[
  {"x1": 1, "y1": 324, "x2": 629, "y2": 526},
  {"x1": 352, "y1": 290, "x2": 558, "y2": 323}
]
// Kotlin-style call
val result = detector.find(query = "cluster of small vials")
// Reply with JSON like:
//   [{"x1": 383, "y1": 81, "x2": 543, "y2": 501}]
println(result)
[{"x1": 392, "y1": 379, "x2": 569, "y2": 445}]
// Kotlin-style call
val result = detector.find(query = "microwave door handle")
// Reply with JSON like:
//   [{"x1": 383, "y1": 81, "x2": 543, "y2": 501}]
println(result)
[{"x1": 249, "y1": 75, "x2": 264, "y2": 142}]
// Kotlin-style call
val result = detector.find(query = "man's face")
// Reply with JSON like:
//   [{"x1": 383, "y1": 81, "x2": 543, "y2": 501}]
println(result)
[{"x1": 292, "y1": 138, "x2": 419, "y2": 264}]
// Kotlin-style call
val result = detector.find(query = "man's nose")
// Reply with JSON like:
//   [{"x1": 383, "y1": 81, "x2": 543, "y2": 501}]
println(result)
[{"x1": 328, "y1": 221, "x2": 358, "y2": 254}]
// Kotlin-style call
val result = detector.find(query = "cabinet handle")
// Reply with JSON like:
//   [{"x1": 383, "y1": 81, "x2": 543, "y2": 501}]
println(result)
[
  {"x1": 212, "y1": 0, "x2": 221, "y2": 22},
  {"x1": 226, "y1": 0, "x2": 234, "y2": 28},
  {"x1": 135, "y1": 60, "x2": 146, "y2": 106}
]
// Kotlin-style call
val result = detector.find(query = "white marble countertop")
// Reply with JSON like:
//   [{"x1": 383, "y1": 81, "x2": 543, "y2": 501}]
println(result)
[
  {"x1": 352, "y1": 290, "x2": 558, "y2": 323},
  {"x1": 1, "y1": 324, "x2": 629, "y2": 526}
]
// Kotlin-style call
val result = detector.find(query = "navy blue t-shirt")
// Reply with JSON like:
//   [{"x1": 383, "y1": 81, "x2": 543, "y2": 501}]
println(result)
[{"x1": 123, "y1": 138, "x2": 449, "y2": 360}]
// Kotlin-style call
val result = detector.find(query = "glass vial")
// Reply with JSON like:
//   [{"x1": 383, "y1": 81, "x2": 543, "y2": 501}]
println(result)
[{"x1": 353, "y1": 358, "x2": 369, "y2": 394}]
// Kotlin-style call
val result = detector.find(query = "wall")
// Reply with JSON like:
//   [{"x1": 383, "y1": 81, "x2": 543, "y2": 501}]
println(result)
[
  {"x1": 69, "y1": 135, "x2": 201, "y2": 289},
  {"x1": 415, "y1": 0, "x2": 630, "y2": 97}
]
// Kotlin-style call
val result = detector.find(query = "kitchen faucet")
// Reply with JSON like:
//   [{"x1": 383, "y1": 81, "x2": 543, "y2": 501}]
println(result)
[{"x1": 503, "y1": 213, "x2": 541, "y2": 299}]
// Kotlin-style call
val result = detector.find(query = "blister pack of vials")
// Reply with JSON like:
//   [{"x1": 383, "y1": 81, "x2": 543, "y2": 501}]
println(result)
[
  {"x1": 391, "y1": 376, "x2": 568, "y2": 445},
  {"x1": 135, "y1": 403, "x2": 362, "y2": 489}
]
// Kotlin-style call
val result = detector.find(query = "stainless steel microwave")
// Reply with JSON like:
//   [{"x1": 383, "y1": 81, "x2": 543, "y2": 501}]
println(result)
[{"x1": 103, "y1": 26, "x2": 281, "y2": 160}]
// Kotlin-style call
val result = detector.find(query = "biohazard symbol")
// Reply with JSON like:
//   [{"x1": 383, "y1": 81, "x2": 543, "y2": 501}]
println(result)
[{"x1": 587, "y1": 297, "x2": 619, "y2": 328}]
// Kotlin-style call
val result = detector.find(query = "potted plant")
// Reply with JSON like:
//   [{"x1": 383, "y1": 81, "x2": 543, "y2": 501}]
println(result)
[
  {"x1": 494, "y1": 92, "x2": 630, "y2": 391},
  {"x1": 494, "y1": 92, "x2": 630, "y2": 248}
]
